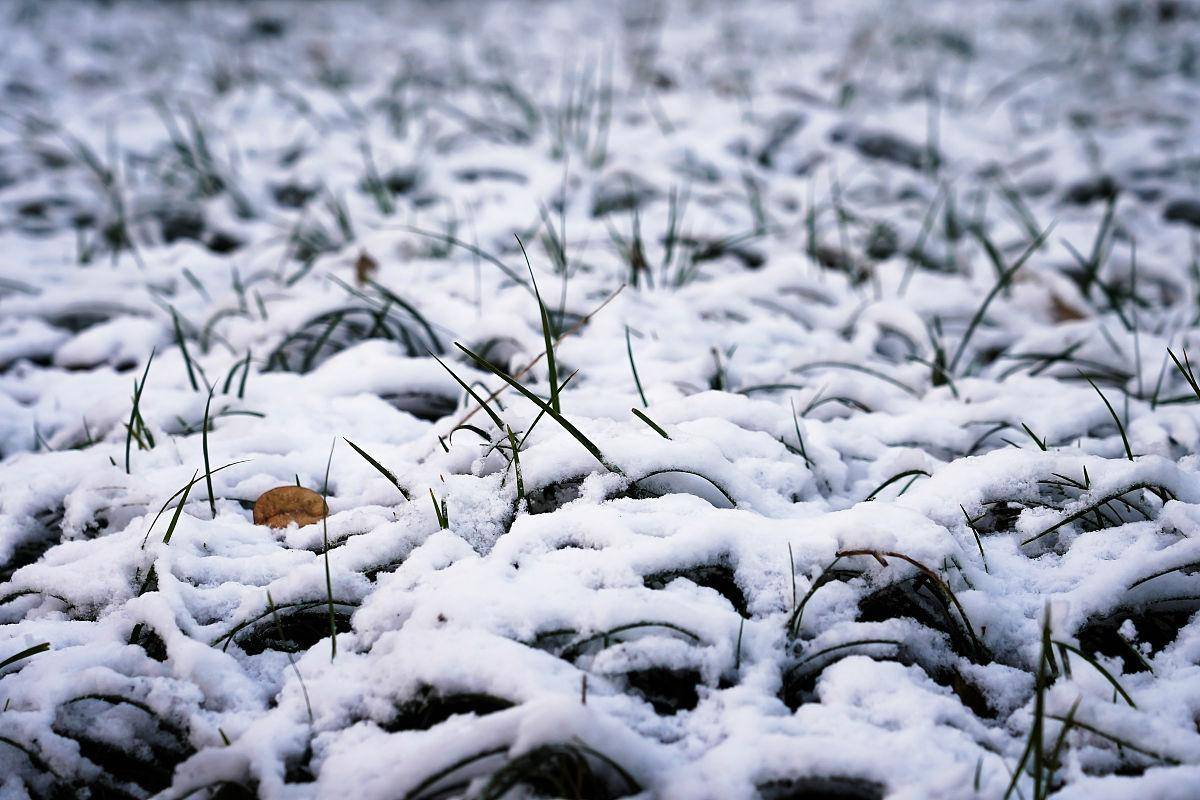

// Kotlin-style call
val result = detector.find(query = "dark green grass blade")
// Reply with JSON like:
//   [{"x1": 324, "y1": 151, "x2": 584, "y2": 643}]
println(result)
[
  {"x1": 125, "y1": 349, "x2": 156, "y2": 474},
  {"x1": 343, "y1": 438, "x2": 410, "y2": 500},
  {"x1": 428, "y1": 350, "x2": 505, "y2": 430},
  {"x1": 161, "y1": 470, "x2": 199, "y2": 546},
  {"x1": 631, "y1": 408, "x2": 669, "y2": 439},
  {"x1": 0, "y1": 642, "x2": 50, "y2": 671},
  {"x1": 1085, "y1": 376, "x2": 1133, "y2": 461},
  {"x1": 950, "y1": 222, "x2": 1055, "y2": 372},
  {"x1": 517, "y1": 235, "x2": 559, "y2": 413},
  {"x1": 321, "y1": 440, "x2": 337, "y2": 660},
  {"x1": 202, "y1": 391, "x2": 216, "y2": 517},
  {"x1": 626, "y1": 326, "x2": 647, "y2": 407}
]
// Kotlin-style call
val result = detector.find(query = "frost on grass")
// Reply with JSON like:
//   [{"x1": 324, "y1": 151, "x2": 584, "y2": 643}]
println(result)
[{"x1": 2, "y1": 0, "x2": 1200, "y2": 798}]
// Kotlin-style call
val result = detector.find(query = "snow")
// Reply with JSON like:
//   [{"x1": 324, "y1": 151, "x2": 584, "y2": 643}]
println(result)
[{"x1": 2, "y1": 0, "x2": 1200, "y2": 797}]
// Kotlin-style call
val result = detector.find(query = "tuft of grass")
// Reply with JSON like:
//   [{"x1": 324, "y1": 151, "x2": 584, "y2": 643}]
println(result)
[
  {"x1": 130, "y1": 468, "x2": 199, "y2": 645},
  {"x1": 559, "y1": 621, "x2": 701, "y2": 661},
  {"x1": 950, "y1": 222, "x2": 1055, "y2": 374},
  {"x1": 1020, "y1": 422, "x2": 1048, "y2": 451},
  {"x1": 125, "y1": 350, "x2": 157, "y2": 474},
  {"x1": 478, "y1": 742, "x2": 639, "y2": 800},
  {"x1": 456, "y1": 342, "x2": 623, "y2": 476},
  {"x1": 430, "y1": 489, "x2": 449, "y2": 529},
  {"x1": 140, "y1": 461, "x2": 248, "y2": 547}
]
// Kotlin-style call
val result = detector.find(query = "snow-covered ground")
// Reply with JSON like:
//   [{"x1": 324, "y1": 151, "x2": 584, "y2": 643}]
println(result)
[{"x1": 2, "y1": 1, "x2": 1200, "y2": 797}]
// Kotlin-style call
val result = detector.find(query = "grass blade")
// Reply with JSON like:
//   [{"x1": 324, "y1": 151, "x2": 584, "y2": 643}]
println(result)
[
  {"x1": 455, "y1": 342, "x2": 623, "y2": 475},
  {"x1": 428, "y1": 350, "x2": 505, "y2": 430},
  {"x1": 0, "y1": 642, "x2": 50, "y2": 671},
  {"x1": 517, "y1": 235, "x2": 560, "y2": 413},
  {"x1": 951, "y1": 222, "x2": 1055, "y2": 373},
  {"x1": 202, "y1": 390, "x2": 216, "y2": 518},
  {"x1": 321, "y1": 440, "x2": 337, "y2": 661},
  {"x1": 343, "y1": 437, "x2": 410, "y2": 500},
  {"x1": 626, "y1": 325, "x2": 647, "y2": 407},
  {"x1": 1085, "y1": 376, "x2": 1133, "y2": 461},
  {"x1": 161, "y1": 470, "x2": 198, "y2": 546},
  {"x1": 631, "y1": 408, "x2": 669, "y2": 439}
]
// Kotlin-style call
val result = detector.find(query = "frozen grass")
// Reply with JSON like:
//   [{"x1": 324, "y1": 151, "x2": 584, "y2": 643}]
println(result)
[{"x1": 2, "y1": 1, "x2": 1200, "y2": 798}]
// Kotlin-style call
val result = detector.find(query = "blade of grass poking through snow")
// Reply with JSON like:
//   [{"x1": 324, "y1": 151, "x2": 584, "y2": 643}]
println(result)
[
  {"x1": 789, "y1": 398, "x2": 811, "y2": 468},
  {"x1": 961, "y1": 505, "x2": 989, "y2": 572},
  {"x1": 131, "y1": 468, "x2": 198, "y2": 644},
  {"x1": 0, "y1": 642, "x2": 49, "y2": 671},
  {"x1": 1006, "y1": 606, "x2": 1051, "y2": 800},
  {"x1": 838, "y1": 548, "x2": 987, "y2": 659},
  {"x1": 237, "y1": 350, "x2": 252, "y2": 398},
  {"x1": 267, "y1": 591, "x2": 313, "y2": 723},
  {"x1": 343, "y1": 438, "x2": 410, "y2": 500},
  {"x1": 321, "y1": 440, "x2": 336, "y2": 661},
  {"x1": 629, "y1": 469, "x2": 735, "y2": 506},
  {"x1": 161, "y1": 470, "x2": 198, "y2": 546},
  {"x1": 448, "y1": 283, "x2": 624, "y2": 431},
  {"x1": 429, "y1": 489, "x2": 449, "y2": 529},
  {"x1": 1052, "y1": 640, "x2": 1136, "y2": 706},
  {"x1": 428, "y1": 350, "x2": 505, "y2": 430},
  {"x1": 863, "y1": 469, "x2": 931, "y2": 501},
  {"x1": 505, "y1": 426, "x2": 525, "y2": 504},
  {"x1": 631, "y1": 408, "x2": 669, "y2": 439},
  {"x1": 171, "y1": 309, "x2": 199, "y2": 392},
  {"x1": 950, "y1": 222, "x2": 1055, "y2": 373},
  {"x1": 1167, "y1": 347, "x2": 1200, "y2": 400},
  {"x1": 202, "y1": 390, "x2": 216, "y2": 517},
  {"x1": 402, "y1": 225, "x2": 532, "y2": 295},
  {"x1": 1085, "y1": 375, "x2": 1133, "y2": 461},
  {"x1": 125, "y1": 349, "x2": 156, "y2": 474},
  {"x1": 141, "y1": 461, "x2": 247, "y2": 546},
  {"x1": 626, "y1": 326, "x2": 647, "y2": 407},
  {"x1": 516, "y1": 235, "x2": 560, "y2": 413},
  {"x1": 455, "y1": 342, "x2": 624, "y2": 475}
]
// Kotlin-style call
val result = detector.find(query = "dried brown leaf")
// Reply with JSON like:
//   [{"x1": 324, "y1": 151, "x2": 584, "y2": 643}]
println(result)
[{"x1": 253, "y1": 485, "x2": 328, "y2": 529}]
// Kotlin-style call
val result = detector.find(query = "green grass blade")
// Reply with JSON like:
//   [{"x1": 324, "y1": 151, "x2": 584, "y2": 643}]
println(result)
[
  {"x1": 428, "y1": 350, "x2": 505, "y2": 430},
  {"x1": 516, "y1": 235, "x2": 559, "y2": 413},
  {"x1": 631, "y1": 408, "x2": 669, "y2": 439},
  {"x1": 161, "y1": 470, "x2": 199, "y2": 546},
  {"x1": 321, "y1": 440, "x2": 337, "y2": 661},
  {"x1": 0, "y1": 642, "x2": 50, "y2": 671},
  {"x1": 626, "y1": 325, "x2": 647, "y2": 407},
  {"x1": 202, "y1": 391, "x2": 216, "y2": 518},
  {"x1": 951, "y1": 222, "x2": 1055, "y2": 373},
  {"x1": 455, "y1": 342, "x2": 622, "y2": 475},
  {"x1": 343, "y1": 437, "x2": 410, "y2": 500}
]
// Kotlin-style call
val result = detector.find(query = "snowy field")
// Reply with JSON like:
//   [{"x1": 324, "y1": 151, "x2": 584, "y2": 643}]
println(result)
[{"x1": 2, "y1": 0, "x2": 1200, "y2": 797}]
